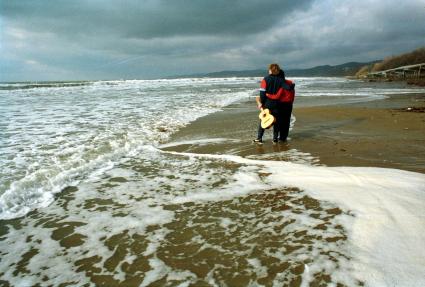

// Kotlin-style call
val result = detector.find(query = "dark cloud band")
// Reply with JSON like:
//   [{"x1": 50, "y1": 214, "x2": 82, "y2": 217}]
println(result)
[{"x1": 1, "y1": 0, "x2": 424, "y2": 81}]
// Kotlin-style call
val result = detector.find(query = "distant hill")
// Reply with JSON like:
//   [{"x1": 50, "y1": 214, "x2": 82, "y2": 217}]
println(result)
[
  {"x1": 176, "y1": 61, "x2": 379, "y2": 78},
  {"x1": 286, "y1": 61, "x2": 380, "y2": 77},
  {"x1": 173, "y1": 47, "x2": 425, "y2": 79},
  {"x1": 371, "y1": 47, "x2": 425, "y2": 72},
  {"x1": 177, "y1": 69, "x2": 265, "y2": 78},
  {"x1": 355, "y1": 46, "x2": 425, "y2": 78}
]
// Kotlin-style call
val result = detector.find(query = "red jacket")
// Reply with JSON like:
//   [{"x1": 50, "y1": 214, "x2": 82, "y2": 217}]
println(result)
[
  {"x1": 260, "y1": 75, "x2": 295, "y2": 108},
  {"x1": 279, "y1": 79, "x2": 295, "y2": 103}
]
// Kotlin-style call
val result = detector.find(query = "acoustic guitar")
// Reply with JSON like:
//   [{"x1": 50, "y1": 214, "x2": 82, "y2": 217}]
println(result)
[{"x1": 259, "y1": 108, "x2": 275, "y2": 129}]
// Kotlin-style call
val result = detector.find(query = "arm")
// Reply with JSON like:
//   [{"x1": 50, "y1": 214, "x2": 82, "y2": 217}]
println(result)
[
  {"x1": 257, "y1": 78, "x2": 267, "y2": 108},
  {"x1": 267, "y1": 82, "x2": 294, "y2": 100},
  {"x1": 266, "y1": 88, "x2": 283, "y2": 100},
  {"x1": 255, "y1": 96, "x2": 262, "y2": 109}
]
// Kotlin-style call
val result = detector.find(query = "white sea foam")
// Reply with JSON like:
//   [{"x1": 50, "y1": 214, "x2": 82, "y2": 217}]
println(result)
[
  {"x1": 159, "y1": 138, "x2": 241, "y2": 149},
  {"x1": 0, "y1": 78, "x2": 256, "y2": 219},
  {"x1": 0, "y1": 144, "x2": 424, "y2": 285},
  {"x1": 163, "y1": 151, "x2": 425, "y2": 286},
  {"x1": 246, "y1": 149, "x2": 320, "y2": 165}
]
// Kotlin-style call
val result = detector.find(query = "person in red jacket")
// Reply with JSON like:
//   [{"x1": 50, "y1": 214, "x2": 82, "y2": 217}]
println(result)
[
  {"x1": 277, "y1": 69, "x2": 295, "y2": 142},
  {"x1": 254, "y1": 64, "x2": 292, "y2": 144}
]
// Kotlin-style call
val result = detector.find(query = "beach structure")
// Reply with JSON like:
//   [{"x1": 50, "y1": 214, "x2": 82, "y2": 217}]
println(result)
[{"x1": 367, "y1": 63, "x2": 425, "y2": 80}]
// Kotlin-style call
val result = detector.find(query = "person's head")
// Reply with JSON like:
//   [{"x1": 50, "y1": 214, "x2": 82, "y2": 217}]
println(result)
[
  {"x1": 268, "y1": 63, "x2": 280, "y2": 75},
  {"x1": 278, "y1": 69, "x2": 285, "y2": 80}
]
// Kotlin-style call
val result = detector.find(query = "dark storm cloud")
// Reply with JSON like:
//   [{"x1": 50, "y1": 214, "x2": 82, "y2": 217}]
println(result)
[
  {"x1": 0, "y1": 0, "x2": 313, "y2": 80},
  {"x1": 2, "y1": 0, "x2": 313, "y2": 38},
  {"x1": 253, "y1": 0, "x2": 425, "y2": 68},
  {"x1": 1, "y1": 0, "x2": 425, "y2": 81}
]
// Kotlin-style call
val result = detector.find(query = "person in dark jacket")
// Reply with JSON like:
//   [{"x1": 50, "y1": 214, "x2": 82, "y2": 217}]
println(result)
[
  {"x1": 254, "y1": 64, "x2": 291, "y2": 144},
  {"x1": 277, "y1": 69, "x2": 295, "y2": 142}
]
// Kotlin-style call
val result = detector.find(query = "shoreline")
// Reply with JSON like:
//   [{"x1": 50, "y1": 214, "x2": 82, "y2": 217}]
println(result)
[
  {"x1": 162, "y1": 93, "x2": 425, "y2": 173},
  {"x1": 1, "y1": 84, "x2": 425, "y2": 286}
]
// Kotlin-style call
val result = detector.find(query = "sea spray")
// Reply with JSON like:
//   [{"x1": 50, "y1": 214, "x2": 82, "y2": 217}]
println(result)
[{"x1": 0, "y1": 78, "x2": 257, "y2": 219}]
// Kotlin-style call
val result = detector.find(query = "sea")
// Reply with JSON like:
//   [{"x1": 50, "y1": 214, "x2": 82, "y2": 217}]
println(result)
[{"x1": 1, "y1": 77, "x2": 425, "y2": 286}]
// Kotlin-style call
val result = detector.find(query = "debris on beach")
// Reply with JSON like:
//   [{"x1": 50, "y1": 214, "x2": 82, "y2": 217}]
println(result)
[{"x1": 394, "y1": 107, "x2": 425, "y2": 113}]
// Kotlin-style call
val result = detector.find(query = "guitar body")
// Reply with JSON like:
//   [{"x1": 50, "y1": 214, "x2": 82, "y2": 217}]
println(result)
[{"x1": 259, "y1": 108, "x2": 275, "y2": 129}]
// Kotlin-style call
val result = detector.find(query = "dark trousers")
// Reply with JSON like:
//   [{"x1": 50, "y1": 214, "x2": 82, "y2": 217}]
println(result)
[
  {"x1": 277, "y1": 103, "x2": 293, "y2": 141},
  {"x1": 257, "y1": 122, "x2": 279, "y2": 140},
  {"x1": 256, "y1": 108, "x2": 279, "y2": 140}
]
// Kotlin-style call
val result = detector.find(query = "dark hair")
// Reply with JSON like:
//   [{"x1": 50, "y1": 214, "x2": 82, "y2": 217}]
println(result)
[{"x1": 278, "y1": 69, "x2": 285, "y2": 80}]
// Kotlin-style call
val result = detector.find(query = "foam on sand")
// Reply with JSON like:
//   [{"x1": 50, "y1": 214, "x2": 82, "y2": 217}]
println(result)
[
  {"x1": 159, "y1": 138, "x2": 241, "y2": 149},
  {"x1": 0, "y1": 146, "x2": 424, "y2": 285},
  {"x1": 267, "y1": 164, "x2": 425, "y2": 286},
  {"x1": 166, "y1": 151, "x2": 425, "y2": 286}
]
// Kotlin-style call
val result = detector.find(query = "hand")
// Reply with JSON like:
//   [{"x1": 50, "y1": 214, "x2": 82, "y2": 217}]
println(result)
[{"x1": 257, "y1": 103, "x2": 262, "y2": 109}]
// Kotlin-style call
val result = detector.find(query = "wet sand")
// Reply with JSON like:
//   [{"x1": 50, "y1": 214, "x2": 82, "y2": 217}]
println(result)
[
  {"x1": 1, "y1": 92, "x2": 425, "y2": 286},
  {"x1": 162, "y1": 93, "x2": 425, "y2": 173}
]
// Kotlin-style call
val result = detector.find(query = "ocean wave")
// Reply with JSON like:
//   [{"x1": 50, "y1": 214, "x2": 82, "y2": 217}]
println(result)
[
  {"x1": 0, "y1": 81, "x2": 93, "y2": 91},
  {"x1": 0, "y1": 79, "x2": 255, "y2": 220}
]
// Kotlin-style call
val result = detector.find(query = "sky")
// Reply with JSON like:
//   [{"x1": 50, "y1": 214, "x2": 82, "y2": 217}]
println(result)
[{"x1": 1, "y1": 0, "x2": 425, "y2": 81}]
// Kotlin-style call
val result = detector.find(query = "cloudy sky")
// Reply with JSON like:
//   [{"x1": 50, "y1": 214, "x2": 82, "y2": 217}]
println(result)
[{"x1": 1, "y1": 0, "x2": 425, "y2": 81}]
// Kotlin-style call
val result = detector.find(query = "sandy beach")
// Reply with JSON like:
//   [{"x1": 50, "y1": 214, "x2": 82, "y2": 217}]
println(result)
[
  {"x1": 162, "y1": 93, "x2": 425, "y2": 173},
  {"x1": 2, "y1": 78, "x2": 425, "y2": 286}
]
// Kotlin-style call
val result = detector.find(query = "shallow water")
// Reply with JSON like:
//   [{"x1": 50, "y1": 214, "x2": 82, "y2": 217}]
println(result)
[
  {"x1": 1, "y1": 77, "x2": 425, "y2": 286},
  {"x1": 0, "y1": 78, "x2": 258, "y2": 219},
  {"x1": 0, "y1": 150, "x2": 357, "y2": 286}
]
